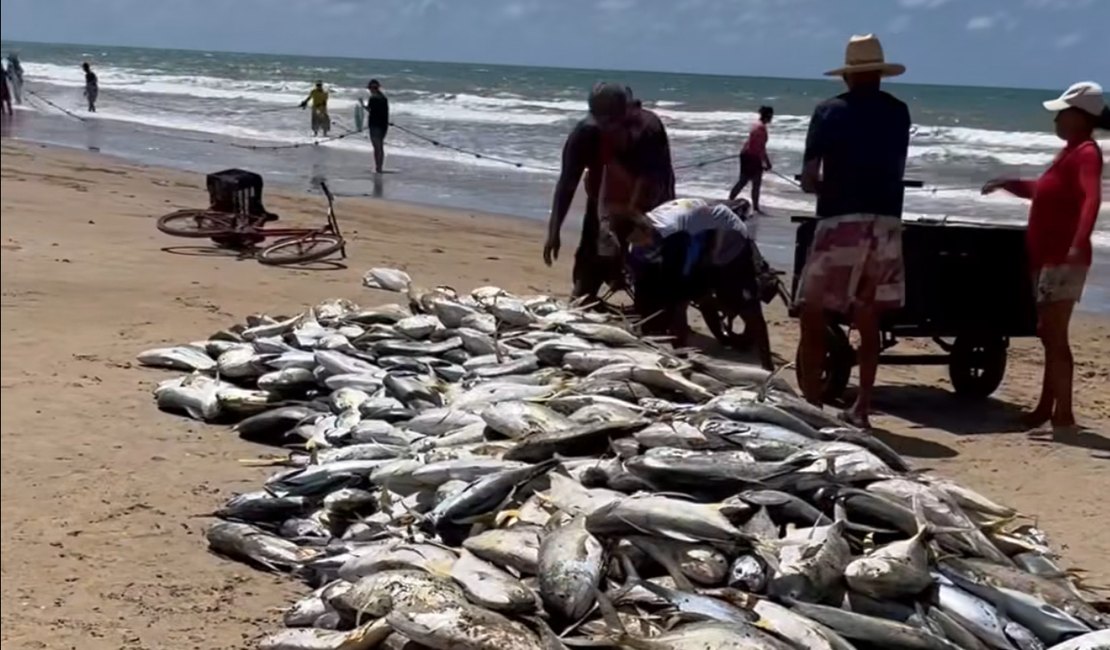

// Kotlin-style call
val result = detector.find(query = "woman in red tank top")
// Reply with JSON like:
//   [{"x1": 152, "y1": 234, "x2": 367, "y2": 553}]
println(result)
[{"x1": 983, "y1": 82, "x2": 1108, "y2": 430}]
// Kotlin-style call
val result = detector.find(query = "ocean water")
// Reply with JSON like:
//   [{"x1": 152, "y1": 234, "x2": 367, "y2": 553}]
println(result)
[{"x1": 2, "y1": 40, "x2": 1108, "y2": 309}]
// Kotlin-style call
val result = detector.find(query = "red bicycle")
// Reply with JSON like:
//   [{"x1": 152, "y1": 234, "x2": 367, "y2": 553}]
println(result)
[{"x1": 156, "y1": 182, "x2": 346, "y2": 266}]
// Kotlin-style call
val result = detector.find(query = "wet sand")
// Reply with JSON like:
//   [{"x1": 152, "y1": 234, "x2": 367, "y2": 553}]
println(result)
[{"x1": 1, "y1": 141, "x2": 1107, "y2": 649}]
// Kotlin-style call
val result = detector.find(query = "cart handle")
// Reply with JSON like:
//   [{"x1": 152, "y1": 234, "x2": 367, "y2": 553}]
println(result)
[{"x1": 791, "y1": 174, "x2": 924, "y2": 188}]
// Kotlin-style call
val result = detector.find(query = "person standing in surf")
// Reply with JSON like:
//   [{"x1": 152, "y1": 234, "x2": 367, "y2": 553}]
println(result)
[
  {"x1": 82, "y1": 62, "x2": 98, "y2": 112},
  {"x1": 795, "y1": 34, "x2": 911, "y2": 429},
  {"x1": 301, "y1": 81, "x2": 330, "y2": 137},
  {"x1": 982, "y1": 82, "x2": 1107, "y2": 431},
  {"x1": 544, "y1": 82, "x2": 675, "y2": 300},
  {"x1": 728, "y1": 105, "x2": 774, "y2": 213},
  {"x1": 7, "y1": 52, "x2": 23, "y2": 104},
  {"x1": 362, "y1": 79, "x2": 389, "y2": 174},
  {"x1": 1, "y1": 65, "x2": 12, "y2": 117}
]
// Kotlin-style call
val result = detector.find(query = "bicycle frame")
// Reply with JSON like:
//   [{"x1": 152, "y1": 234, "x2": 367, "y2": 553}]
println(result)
[{"x1": 229, "y1": 182, "x2": 341, "y2": 240}]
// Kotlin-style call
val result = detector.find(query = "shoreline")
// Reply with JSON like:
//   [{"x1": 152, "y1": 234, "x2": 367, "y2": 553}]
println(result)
[
  {"x1": 1, "y1": 141, "x2": 1108, "y2": 648},
  {"x1": 4, "y1": 110, "x2": 1110, "y2": 315}
]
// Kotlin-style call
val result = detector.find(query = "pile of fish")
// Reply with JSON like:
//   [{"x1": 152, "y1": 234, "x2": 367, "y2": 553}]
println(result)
[{"x1": 139, "y1": 267, "x2": 1108, "y2": 650}]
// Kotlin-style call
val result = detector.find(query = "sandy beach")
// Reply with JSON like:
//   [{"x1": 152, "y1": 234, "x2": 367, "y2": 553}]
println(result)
[{"x1": 1, "y1": 140, "x2": 1107, "y2": 649}]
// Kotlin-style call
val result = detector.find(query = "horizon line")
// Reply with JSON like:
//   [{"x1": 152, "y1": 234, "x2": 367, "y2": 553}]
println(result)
[{"x1": 0, "y1": 36, "x2": 1058, "y2": 94}]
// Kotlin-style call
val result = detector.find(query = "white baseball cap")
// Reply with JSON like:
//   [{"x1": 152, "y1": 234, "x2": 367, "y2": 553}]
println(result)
[{"x1": 1043, "y1": 81, "x2": 1106, "y2": 116}]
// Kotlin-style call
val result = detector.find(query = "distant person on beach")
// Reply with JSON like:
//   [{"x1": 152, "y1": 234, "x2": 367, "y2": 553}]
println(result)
[
  {"x1": 1, "y1": 66, "x2": 11, "y2": 117},
  {"x1": 796, "y1": 34, "x2": 911, "y2": 428},
  {"x1": 729, "y1": 105, "x2": 774, "y2": 213},
  {"x1": 7, "y1": 52, "x2": 23, "y2": 104},
  {"x1": 82, "y1": 62, "x2": 98, "y2": 112},
  {"x1": 301, "y1": 81, "x2": 330, "y2": 137},
  {"x1": 361, "y1": 79, "x2": 389, "y2": 174},
  {"x1": 983, "y1": 82, "x2": 1108, "y2": 431},
  {"x1": 544, "y1": 82, "x2": 675, "y2": 300}
]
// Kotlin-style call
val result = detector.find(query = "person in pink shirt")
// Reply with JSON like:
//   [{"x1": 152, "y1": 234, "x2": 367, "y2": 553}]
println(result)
[{"x1": 729, "y1": 105, "x2": 774, "y2": 213}]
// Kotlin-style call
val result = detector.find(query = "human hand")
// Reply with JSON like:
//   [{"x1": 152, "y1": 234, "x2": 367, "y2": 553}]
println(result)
[
  {"x1": 981, "y1": 178, "x2": 1006, "y2": 195},
  {"x1": 543, "y1": 231, "x2": 561, "y2": 266},
  {"x1": 764, "y1": 161, "x2": 772, "y2": 172},
  {"x1": 1065, "y1": 246, "x2": 1084, "y2": 265}
]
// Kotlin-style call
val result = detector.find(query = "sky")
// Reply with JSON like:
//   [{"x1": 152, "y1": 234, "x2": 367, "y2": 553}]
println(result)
[{"x1": 0, "y1": 0, "x2": 1105, "y2": 89}]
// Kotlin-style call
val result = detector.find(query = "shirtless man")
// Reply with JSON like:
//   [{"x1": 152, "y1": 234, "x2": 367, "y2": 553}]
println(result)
[{"x1": 544, "y1": 83, "x2": 674, "y2": 300}]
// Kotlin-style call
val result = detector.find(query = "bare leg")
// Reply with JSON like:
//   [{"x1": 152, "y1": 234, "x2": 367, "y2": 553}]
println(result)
[
  {"x1": 371, "y1": 134, "x2": 385, "y2": 173},
  {"x1": 1023, "y1": 302, "x2": 1055, "y2": 427},
  {"x1": 1040, "y1": 300, "x2": 1077, "y2": 428},
  {"x1": 849, "y1": 302, "x2": 881, "y2": 426},
  {"x1": 798, "y1": 303, "x2": 827, "y2": 406},
  {"x1": 750, "y1": 173, "x2": 763, "y2": 213},
  {"x1": 729, "y1": 173, "x2": 751, "y2": 201},
  {"x1": 740, "y1": 304, "x2": 773, "y2": 370}
]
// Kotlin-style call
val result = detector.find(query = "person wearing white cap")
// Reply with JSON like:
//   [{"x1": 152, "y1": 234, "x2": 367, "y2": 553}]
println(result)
[
  {"x1": 794, "y1": 34, "x2": 911, "y2": 428},
  {"x1": 982, "y1": 81, "x2": 1108, "y2": 430}
]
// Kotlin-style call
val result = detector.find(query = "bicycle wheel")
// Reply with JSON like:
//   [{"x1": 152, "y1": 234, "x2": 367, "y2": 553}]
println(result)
[
  {"x1": 256, "y1": 233, "x2": 345, "y2": 266},
  {"x1": 157, "y1": 210, "x2": 236, "y2": 238}
]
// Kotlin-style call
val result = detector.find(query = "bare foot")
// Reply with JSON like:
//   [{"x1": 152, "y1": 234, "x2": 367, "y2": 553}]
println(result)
[
  {"x1": 839, "y1": 409, "x2": 872, "y2": 430},
  {"x1": 1051, "y1": 413, "x2": 1077, "y2": 429},
  {"x1": 1020, "y1": 408, "x2": 1052, "y2": 429}
]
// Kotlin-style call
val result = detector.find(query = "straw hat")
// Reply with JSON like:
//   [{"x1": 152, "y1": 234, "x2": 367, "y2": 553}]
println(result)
[{"x1": 824, "y1": 34, "x2": 905, "y2": 77}]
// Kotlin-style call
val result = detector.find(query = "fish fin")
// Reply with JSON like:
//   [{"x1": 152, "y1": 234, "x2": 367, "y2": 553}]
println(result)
[
  {"x1": 755, "y1": 360, "x2": 792, "y2": 402},
  {"x1": 594, "y1": 589, "x2": 628, "y2": 636}
]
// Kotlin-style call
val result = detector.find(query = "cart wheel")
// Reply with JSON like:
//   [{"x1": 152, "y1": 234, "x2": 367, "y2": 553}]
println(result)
[
  {"x1": 795, "y1": 324, "x2": 854, "y2": 403},
  {"x1": 949, "y1": 335, "x2": 1007, "y2": 399},
  {"x1": 256, "y1": 233, "x2": 345, "y2": 266}
]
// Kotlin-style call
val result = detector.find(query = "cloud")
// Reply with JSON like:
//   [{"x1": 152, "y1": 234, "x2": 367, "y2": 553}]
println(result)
[
  {"x1": 965, "y1": 11, "x2": 1019, "y2": 32},
  {"x1": 501, "y1": 1, "x2": 539, "y2": 19},
  {"x1": 598, "y1": 0, "x2": 636, "y2": 11},
  {"x1": 1053, "y1": 32, "x2": 1085, "y2": 48},
  {"x1": 1025, "y1": 0, "x2": 1093, "y2": 8},
  {"x1": 886, "y1": 14, "x2": 912, "y2": 34},
  {"x1": 898, "y1": 0, "x2": 950, "y2": 8},
  {"x1": 965, "y1": 14, "x2": 998, "y2": 30}
]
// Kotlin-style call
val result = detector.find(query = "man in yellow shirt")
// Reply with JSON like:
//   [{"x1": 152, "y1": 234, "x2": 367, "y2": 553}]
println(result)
[{"x1": 301, "y1": 81, "x2": 330, "y2": 137}]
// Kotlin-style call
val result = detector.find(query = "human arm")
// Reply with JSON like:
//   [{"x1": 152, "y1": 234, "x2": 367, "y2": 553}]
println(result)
[
  {"x1": 981, "y1": 178, "x2": 1036, "y2": 199},
  {"x1": 1069, "y1": 144, "x2": 1104, "y2": 261},
  {"x1": 545, "y1": 126, "x2": 592, "y2": 265},
  {"x1": 800, "y1": 106, "x2": 824, "y2": 194}
]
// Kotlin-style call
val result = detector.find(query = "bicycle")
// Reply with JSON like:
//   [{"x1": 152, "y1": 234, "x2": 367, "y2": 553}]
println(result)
[{"x1": 156, "y1": 182, "x2": 346, "y2": 266}]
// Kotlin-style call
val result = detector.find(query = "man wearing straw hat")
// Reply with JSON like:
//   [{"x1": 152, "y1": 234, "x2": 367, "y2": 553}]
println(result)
[{"x1": 796, "y1": 34, "x2": 911, "y2": 428}]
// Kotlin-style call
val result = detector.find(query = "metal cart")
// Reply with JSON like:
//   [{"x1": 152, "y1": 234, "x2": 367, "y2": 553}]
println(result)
[{"x1": 789, "y1": 214, "x2": 1038, "y2": 401}]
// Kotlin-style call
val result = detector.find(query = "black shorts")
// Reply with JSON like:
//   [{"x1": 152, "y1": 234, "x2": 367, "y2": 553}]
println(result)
[
  {"x1": 368, "y1": 125, "x2": 388, "y2": 145},
  {"x1": 739, "y1": 153, "x2": 763, "y2": 178}
]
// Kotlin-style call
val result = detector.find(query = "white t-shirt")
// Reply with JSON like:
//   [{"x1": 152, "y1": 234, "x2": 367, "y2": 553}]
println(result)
[{"x1": 647, "y1": 198, "x2": 750, "y2": 240}]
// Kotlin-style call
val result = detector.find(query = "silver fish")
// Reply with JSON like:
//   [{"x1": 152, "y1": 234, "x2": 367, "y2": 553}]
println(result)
[
  {"x1": 338, "y1": 543, "x2": 458, "y2": 582},
  {"x1": 463, "y1": 526, "x2": 542, "y2": 575},
  {"x1": 481, "y1": 400, "x2": 574, "y2": 439},
  {"x1": 538, "y1": 515, "x2": 605, "y2": 620},
  {"x1": 362, "y1": 267, "x2": 412, "y2": 292},
  {"x1": 206, "y1": 521, "x2": 319, "y2": 571},
  {"x1": 257, "y1": 619, "x2": 392, "y2": 650},
  {"x1": 787, "y1": 600, "x2": 962, "y2": 650},
  {"x1": 136, "y1": 345, "x2": 216, "y2": 371},
  {"x1": 450, "y1": 550, "x2": 537, "y2": 613},
  {"x1": 386, "y1": 600, "x2": 544, "y2": 650},
  {"x1": 771, "y1": 520, "x2": 852, "y2": 602}
]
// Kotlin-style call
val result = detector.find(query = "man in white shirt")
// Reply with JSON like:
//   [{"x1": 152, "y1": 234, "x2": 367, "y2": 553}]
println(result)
[{"x1": 628, "y1": 198, "x2": 773, "y2": 367}]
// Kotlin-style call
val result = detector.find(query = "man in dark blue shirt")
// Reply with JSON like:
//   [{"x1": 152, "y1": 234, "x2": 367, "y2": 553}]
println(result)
[{"x1": 796, "y1": 34, "x2": 911, "y2": 428}]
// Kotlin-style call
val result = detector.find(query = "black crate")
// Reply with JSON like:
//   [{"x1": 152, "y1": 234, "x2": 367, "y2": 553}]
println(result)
[
  {"x1": 206, "y1": 168, "x2": 271, "y2": 216},
  {"x1": 790, "y1": 216, "x2": 1038, "y2": 338}
]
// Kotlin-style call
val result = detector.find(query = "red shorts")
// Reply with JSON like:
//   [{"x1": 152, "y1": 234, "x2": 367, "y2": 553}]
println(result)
[{"x1": 797, "y1": 214, "x2": 905, "y2": 314}]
